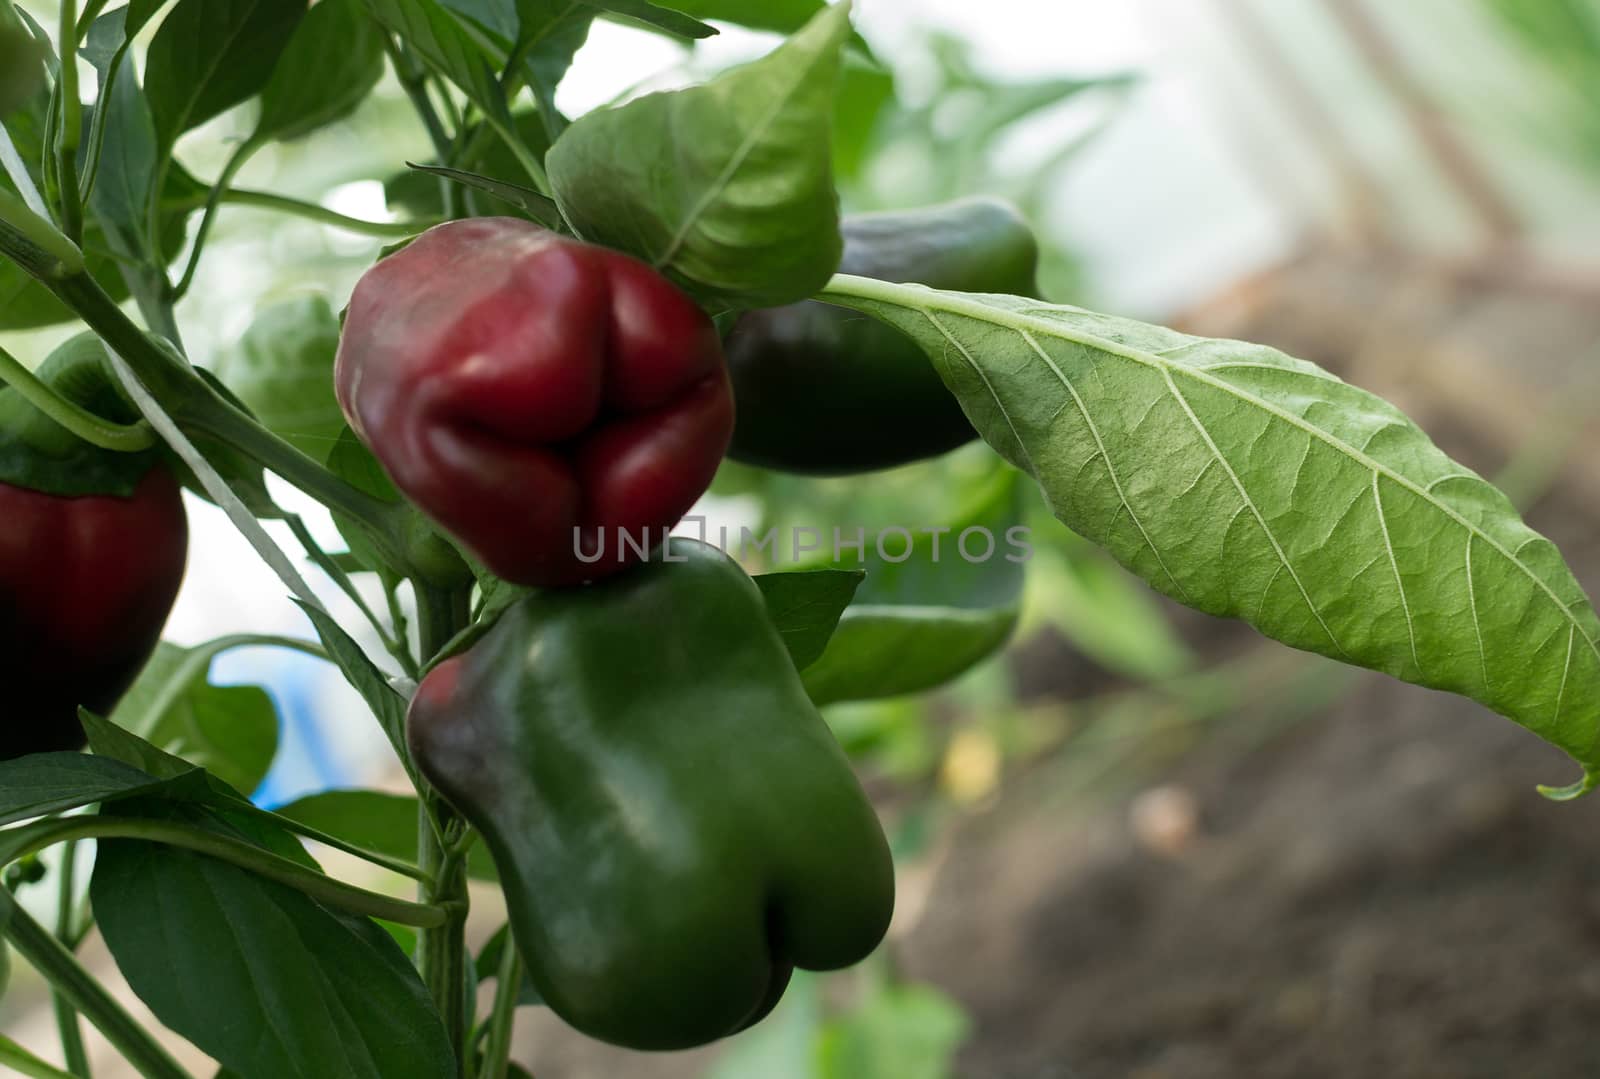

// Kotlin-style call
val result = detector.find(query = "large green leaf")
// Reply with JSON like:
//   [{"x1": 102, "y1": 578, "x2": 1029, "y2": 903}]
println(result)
[
  {"x1": 547, "y1": 0, "x2": 851, "y2": 308},
  {"x1": 822, "y1": 275, "x2": 1600, "y2": 794},
  {"x1": 144, "y1": 0, "x2": 308, "y2": 150},
  {"x1": 92, "y1": 798, "x2": 455, "y2": 1079}
]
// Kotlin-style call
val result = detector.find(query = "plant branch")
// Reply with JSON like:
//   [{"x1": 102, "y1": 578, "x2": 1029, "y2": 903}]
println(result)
[
  {"x1": 217, "y1": 188, "x2": 440, "y2": 237},
  {"x1": 0, "y1": 187, "x2": 85, "y2": 279},
  {"x1": 171, "y1": 136, "x2": 263, "y2": 301},
  {"x1": 0, "y1": 343, "x2": 156, "y2": 452},
  {"x1": 383, "y1": 35, "x2": 454, "y2": 163},
  {"x1": 1, "y1": 817, "x2": 456, "y2": 928},
  {"x1": 477, "y1": 929, "x2": 522, "y2": 1079},
  {"x1": 1, "y1": 888, "x2": 194, "y2": 1079},
  {"x1": 415, "y1": 583, "x2": 474, "y2": 1073},
  {"x1": 52, "y1": 841, "x2": 90, "y2": 1078},
  {"x1": 0, "y1": 1033, "x2": 86, "y2": 1079},
  {"x1": 285, "y1": 517, "x2": 417, "y2": 676},
  {"x1": 55, "y1": 0, "x2": 84, "y2": 244}
]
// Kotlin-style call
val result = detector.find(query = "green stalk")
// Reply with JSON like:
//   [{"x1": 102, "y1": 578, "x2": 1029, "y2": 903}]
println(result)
[
  {"x1": 383, "y1": 35, "x2": 454, "y2": 163},
  {"x1": 477, "y1": 930, "x2": 523, "y2": 1079},
  {"x1": 0, "y1": 344, "x2": 156, "y2": 452},
  {"x1": 55, "y1": 0, "x2": 84, "y2": 244},
  {"x1": 73, "y1": 0, "x2": 109, "y2": 42},
  {"x1": 52, "y1": 841, "x2": 90, "y2": 1078},
  {"x1": 415, "y1": 584, "x2": 474, "y2": 1074},
  {"x1": 1, "y1": 889, "x2": 194, "y2": 1079},
  {"x1": 218, "y1": 188, "x2": 440, "y2": 237},
  {"x1": 0, "y1": 1033, "x2": 88, "y2": 1079},
  {"x1": 0, "y1": 187, "x2": 84, "y2": 279},
  {"x1": 1, "y1": 818, "x2": 456, "y2": 928},
  {"x1": 171, "y1": 136, "x2": 263, "y2": 301}
]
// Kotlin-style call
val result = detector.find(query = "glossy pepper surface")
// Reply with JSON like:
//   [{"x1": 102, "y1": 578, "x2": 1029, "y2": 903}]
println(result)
[
  {"x1": 335, "y1": 218, "x2": 734, "y2": 587},
  {"x1": 723, "y1": 196, "x2": 1039, "y2": 474},
  {"x1": 408, "y1": 539, "x2": 895, "y2": 1050},
  {"x1": 0, "y1": 340, "x2": 188, "y2": 759}
]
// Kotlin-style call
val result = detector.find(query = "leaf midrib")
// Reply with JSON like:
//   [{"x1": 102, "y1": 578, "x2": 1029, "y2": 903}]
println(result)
[
  {"x1": 829, "y1": 275, "x2": 1600, "y2": 668},
  {"x1": 652, "y1": 26, "x2": 830, "y2": 271}
]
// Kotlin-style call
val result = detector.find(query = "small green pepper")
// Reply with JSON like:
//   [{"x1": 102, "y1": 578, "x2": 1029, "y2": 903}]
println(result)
[{"x1": 723, "y1": 197, "x2": 1040, "y2": 475}]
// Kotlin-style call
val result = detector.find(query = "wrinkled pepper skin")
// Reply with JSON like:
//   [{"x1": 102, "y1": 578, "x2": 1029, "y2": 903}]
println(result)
[
  {"x1": 0, "y1": 472, "x2": 187, "y2": 760},
  {"x1": 335, "y1": 218, "x2": 734, "y2": 587},
  {"x1": 408, "y1": 539, "x2": 895, "y2": 1050},
  {"x1": 723, "y1": 197, "x2": 1040, "y2": 475}
]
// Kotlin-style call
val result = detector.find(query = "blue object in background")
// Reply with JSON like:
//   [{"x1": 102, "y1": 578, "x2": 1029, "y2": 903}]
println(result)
[{"x1": 212, "y1": 648, "x2": 355, "y2": 809}]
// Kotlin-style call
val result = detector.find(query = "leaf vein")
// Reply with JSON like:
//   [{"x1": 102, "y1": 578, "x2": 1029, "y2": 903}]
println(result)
[
  {"x1": 1373, "y1": 473, "x2": 1421, "y2": 676},
  {"x1": 1163, "y1": 368, "x2": 1347, "y2": 658},
  {"x1": 1019, "y1": 329, "x2": 1190, "y2": 602}
]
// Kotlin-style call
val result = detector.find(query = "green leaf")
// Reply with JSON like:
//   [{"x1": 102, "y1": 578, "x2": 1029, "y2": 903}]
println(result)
[
  {"x1": 0, "y1": 37, "x2": 192, "y2": 328},
  {"x1": 326, "y1": 426, "x2": 406, "y2": 581},
  {"x1": 254, "y1": 0, "x2": 385, "y2": 143},
  {"x1": 110, "y1": 640, "x2": 281, "y2": 796},
  {"x1": 832, "y1": 52, "x2": 893, "y2": 184},
  {"x1": 801, "y1": 470, "x2": 1026, "y2": 705},
  {"x1": 385, "y1": 109, "x2": 553, "y2": 217},
  {"x1": 297, "y1": 603, "x2": 410, "y2": 759},
  {"x1": 81, "y1": 709, "x2": 203, "y2": 782},
  {"x1": 513, "y1": 1, "x2": 592, "y2": 142},
  {"x1": 652, "y1": 0, "x2": 831, "y2": 35},
  {"x1": 275, "y1": 790, "x2": 499, "y2": 881},
  {"x1": 588, "y1": 0, "x2": 715, "y2": 40},
  {"x1": 547, "y1": 0, "x2": 851, "y2": 308},
  {"x1": 816, "y1": 983, "x2": 970, "y2": 1079},
  {"x1": 753, "y1": 569, "x2": 863, "y2": 671},
  {"x1": 404, "y1": 163, "x2": 563, "y2": 228},
  {"x1": 366, "y1": 0, "x2": 518, "y2": 147},
  {"x1": 824, "y1": 277, "x2": 1600, "y2": 789},
  {"x1": 216, "y1": 296, "x2": 346, "y2": 463},
  {"x1": 0, "y1": 15, "x2": 46, "y2": 117},
  {"x1": 0, "y1": 753, "x2": 177, "y2": 827},
  {"x1": 144, "y1": 0, "x2": 308, "y2": 150},
  {"x1": 92, "y1": 799, "x2": 455, "y2": 1079}
]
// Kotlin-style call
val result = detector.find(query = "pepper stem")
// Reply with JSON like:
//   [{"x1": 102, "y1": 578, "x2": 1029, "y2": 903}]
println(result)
[
  {"x1": 0, "y1": 343, "x2": 157, "y2": 452},
  {"x1": 415, "y1": 583, "x2": 476, "y2": 1075}
]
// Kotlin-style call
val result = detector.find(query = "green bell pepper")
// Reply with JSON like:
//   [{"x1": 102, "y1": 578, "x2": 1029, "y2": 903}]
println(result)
[{"x1": 407, "y1": 539, "x2": 895, "y2": 1051}]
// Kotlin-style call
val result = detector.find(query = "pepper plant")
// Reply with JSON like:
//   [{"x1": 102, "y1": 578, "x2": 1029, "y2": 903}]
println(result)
[{"x1": 0, "y1": 1, "x2": 1597, "y2": 1077}]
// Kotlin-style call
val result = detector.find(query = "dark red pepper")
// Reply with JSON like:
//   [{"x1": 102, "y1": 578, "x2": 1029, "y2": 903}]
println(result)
[
  {"x1": 334, "y1": 218, "x2": 734, "y2": 587},
  {"x1": 1, "y1": 469, "x2": 187, "y2": 757}
]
